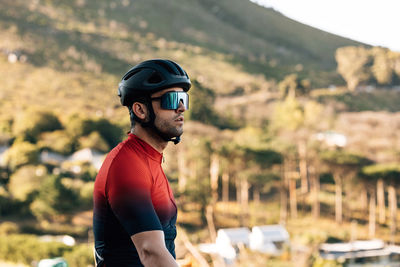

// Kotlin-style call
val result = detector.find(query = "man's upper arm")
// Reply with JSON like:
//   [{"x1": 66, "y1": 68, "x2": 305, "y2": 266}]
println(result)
[
  {"x1": 131, "y1": 230, "x2": 165, "y2": 251},
  {"x1": 131, "y1": 230, "x2": 179, "y2": 267}
]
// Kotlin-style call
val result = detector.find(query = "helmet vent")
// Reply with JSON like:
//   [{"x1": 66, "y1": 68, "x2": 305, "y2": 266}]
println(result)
[
  {"x1": 147, "y1": 72, "x2": 163, "y2": 84},
  {"x1": 169, "y1": 61, "x2": 185, "y2": 76},
  {"x1": 157, "y1": 60, "x2": 179, "y2": 75},
  {"x1": 124, "y1": 69, "x2": 140, "y2": 80}
]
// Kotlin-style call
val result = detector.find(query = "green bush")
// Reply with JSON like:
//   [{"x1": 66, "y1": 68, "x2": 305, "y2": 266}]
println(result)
[
  {"x1": 30, "y1": 175, "x2": 77, "y2": 222},
  {"x1": 8, "y1": 165, "x2": 46, "y2": 201},
  {"x1": 92, "y1": 118, "x2": 123, "y2": 148},
  {"x1": 0, "y1": 234, "x2": 71, "y2": 265},
  {"x1": 65, "y1": 115, "x2": 95, "y2": 138},
  {"x1": 4, "y1": 142, "x2": 40, "y2": 171},
  {"x1": 61, "y1": 178, "x2": 94, "y2": 208},
  {"x1": 65, "y1": 115, "x2": 123, "y2": 148},
  {"x1": 0, "y1": 194, "x2": 25, "y2": 216},
  {"x1": 78, "y1": 131, "x2": 109, "y2": 152},
  {"x1": 13, "y1": 109, "x2": 62, "y2": 142},
  {"x1": 0, "y1": 221, "x2": 19, "y2": 235},
  {"x1": 63, "y1": 244, "x2": 94, "y2": 267},
  {"x1": 0, "y1": 234, "x2": 94, "y2": 267},
  {"x1": 38, "y1": 130, "x2": 77, "y2": 155},
  {"x1": 79, "y1": 181, "x2": 94, "y2": 208}
]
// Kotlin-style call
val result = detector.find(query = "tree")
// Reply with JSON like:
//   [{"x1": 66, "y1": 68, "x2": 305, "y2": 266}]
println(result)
[
  {"x1": 272, "y1": 97, "x2": 325, "y2": 218},
  {"x1": 92, "y1": 118, "x2": 124, "y2": 148},
  {"x1": 279, "y1": 74, "x2": 311, "y2": 98},
  {"x1": 181, "y1": 137, "x2": 212, "y2": 224},
  {"x1": 65, "y1": 114, "x2": 95, "y2": 138},
  {"x1": 30, "y1": 175, "x2": 77, "y2": 222},
  {"x1": 8, "y1": 165, "x2": 47, "y2": 202},
  {"x1": 13, "y1": 109, "x2": 62, "y2": 142},
  {"x1": 371, "y1": 47, "x2": 393, "y2": 85},
  {"x1": 186, "y1": 79, "x2": 239, "y2": 129},
  {"x1": 65, "y1": 115, "x2": 123, "y2": 149},
  {"x1": 78, "y1": 131, "x2": 110, "y2": 152},
  {"x1": 218, "y1": 141, "x2": 236, "y2": 203},
  {"x1": 321, "y1": 151, "x2": 372, "y2": 224},
  {"x1": 38, "y1": 130, "x2": 76, "y2": 155},
  {"x1": 361, "y1": 163, "x2": 400, "y2": 243},
  {"x1": 4, "y1": 141, "x2": 39, "y2": 171},
  {"x1": 186, "y1": 79, "x2": 218, "y2": 124},
  {"x1": 336, "y1": 46, "x2": 373, "y2": 91}
]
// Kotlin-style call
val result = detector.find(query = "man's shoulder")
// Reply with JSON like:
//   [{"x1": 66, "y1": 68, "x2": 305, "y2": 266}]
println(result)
[{"x1": 107, "y1": 137, "x2": 144, "y2": 164}]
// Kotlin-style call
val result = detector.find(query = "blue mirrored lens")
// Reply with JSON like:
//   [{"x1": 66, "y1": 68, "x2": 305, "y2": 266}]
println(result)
[{"x1": 161, "y1": 92, "x2": 189, "y2": 110}]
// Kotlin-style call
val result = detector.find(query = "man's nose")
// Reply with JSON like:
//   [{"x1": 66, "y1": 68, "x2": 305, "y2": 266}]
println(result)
[{"x1": 176, "y1": 100, "x2": 186, "y2": 112}]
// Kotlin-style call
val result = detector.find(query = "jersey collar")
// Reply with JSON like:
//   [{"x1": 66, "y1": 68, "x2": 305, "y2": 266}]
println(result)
[{"x1": 128, "y1": 133, "x2": 163, "y2": 163}]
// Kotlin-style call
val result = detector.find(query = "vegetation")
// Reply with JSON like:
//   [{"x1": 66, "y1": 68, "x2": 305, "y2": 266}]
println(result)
[
  {"x1": 0, "y1": 234, "x2": 92, "y2": 267},
  {"x1": 336, "y1": 46, "x2": 400, "y2": 90},
  {"x1": 0, "y1": 0, "x2": 399, "y2": 266}
]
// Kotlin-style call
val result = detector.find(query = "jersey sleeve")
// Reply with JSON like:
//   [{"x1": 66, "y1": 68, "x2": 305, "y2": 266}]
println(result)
[{"x1": 106, "y1": 153, "x2": 162, "y2": 236}]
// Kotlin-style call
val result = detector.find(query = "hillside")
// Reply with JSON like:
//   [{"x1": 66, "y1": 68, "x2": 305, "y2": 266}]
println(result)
[{"x1": 0, "y1": 0, "x2": 363, "y2": 87}]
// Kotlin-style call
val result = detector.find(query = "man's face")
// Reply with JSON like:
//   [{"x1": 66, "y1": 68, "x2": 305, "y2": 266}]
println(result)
[{"x1": 151, "y1": 87, "x2": 187, "y2": 139}]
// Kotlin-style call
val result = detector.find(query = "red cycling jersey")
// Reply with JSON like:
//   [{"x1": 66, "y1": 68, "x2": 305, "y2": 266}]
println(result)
[{"x1": 93, "y1": 133, "x2": 177, "y2": 266}]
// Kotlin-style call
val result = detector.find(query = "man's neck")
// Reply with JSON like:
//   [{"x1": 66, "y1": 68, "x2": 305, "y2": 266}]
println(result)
[{"x1": 131, "y1": 126, "x2": 168, "y2": 153}]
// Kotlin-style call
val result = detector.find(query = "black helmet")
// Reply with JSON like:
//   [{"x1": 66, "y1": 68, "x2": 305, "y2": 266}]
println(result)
[{"x1": 118, "y1": 59, "x2": 191, "y2": 106}]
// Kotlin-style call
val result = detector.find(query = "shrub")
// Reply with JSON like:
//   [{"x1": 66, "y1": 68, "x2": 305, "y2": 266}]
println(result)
[
  {"x1": 79, "y1": 181, "x2": 94, "y2": 208},
  {"x1": 8, "y1": 165, "x2": 46, "y2": 201},
  {"x1": 4, "y1": 142, "x2": 40, "y2": 171},
  {"x1": 0, "y1": 221, "x2": 19, "y2": 235},
  {"x1": 63, "y1": 244, "x2": 94, "y2": 267},
  {"x1": 30, "y1": 175, "x2": 77, "y2": 222},
  {"x1": 38, "y1": 130, "x2": 77, "y2": 155},
  {"x1": 13, "y1": 109, "x2": 62, "y2": 142},
  {"x1": 78, "y1": 131, "x2": 109, "y2": 152},
  {"x1": 0, "y1": 234, "x2": 71, "y2": 265}
]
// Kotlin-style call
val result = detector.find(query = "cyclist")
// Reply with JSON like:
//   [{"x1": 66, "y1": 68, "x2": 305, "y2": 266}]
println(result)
[{"x1": 93, "y1": 59, "x2": 191, "y2": 266}]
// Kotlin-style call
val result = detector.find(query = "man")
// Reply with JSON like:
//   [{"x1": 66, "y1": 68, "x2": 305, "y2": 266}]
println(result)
[{"x1": 93, "y1": 59, "x2": 191, "y2": 267}]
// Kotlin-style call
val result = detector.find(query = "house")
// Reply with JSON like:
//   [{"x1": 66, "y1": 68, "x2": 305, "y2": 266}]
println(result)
[
  {"x1": 68, "y1": 148, "x2": 105, "y2": 171},
  {"x1": 40, "y1": 150, "x2": 67, "y2": 165},
  {"x1": 249, "y1": 225, "x2": 290, "y2": 255},
  {"x1": 315, "y1": 131, "x2": 347, "y2": 148},
  {"x1": 215, "y1": 227, "x2": 251, "y2": 260},
  {"x1": 319, "y1": 239, "x2": 400, "y2": 265},
  {"x1": 39, "y1": 235, "x2": 76, "y2": 246}
]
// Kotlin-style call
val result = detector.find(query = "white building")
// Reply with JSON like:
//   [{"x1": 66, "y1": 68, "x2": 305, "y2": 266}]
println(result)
[
  {"x1": 315, "y1": 131, "x2": 347, "y2": 148},
  {"x1": 39, "y1": 235, "x2": 76, "y2": 246},
  {"x1": 249, "y1": 225, "x2": 290, "y2": 255},
  {"x1": 215, "y1": 227, "x2": 251, "y2": 260},
  {"x1": 68, "y1": 148, "x2": 105, "y2": 171},
  {"x1": 319, "y1": 239, "x2": 400, "y2": 265},
  {"x1": 40, "y1": 150, "x2": 67, "y2": 165}
]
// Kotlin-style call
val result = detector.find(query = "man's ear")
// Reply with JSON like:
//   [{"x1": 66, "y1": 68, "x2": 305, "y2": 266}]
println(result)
[{"x1": 132, "y1": 102, "x2": 148, "y2": 120}]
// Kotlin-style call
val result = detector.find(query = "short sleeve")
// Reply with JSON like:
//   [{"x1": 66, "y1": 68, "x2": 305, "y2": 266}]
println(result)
[{"x1": 106, "y1": 153, "x2": 162, "y2": 236}]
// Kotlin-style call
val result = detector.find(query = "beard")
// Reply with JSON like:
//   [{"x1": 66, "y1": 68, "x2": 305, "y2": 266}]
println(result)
[{"x1": 153, "y1": 115, "x2": 183, "y2": 140}]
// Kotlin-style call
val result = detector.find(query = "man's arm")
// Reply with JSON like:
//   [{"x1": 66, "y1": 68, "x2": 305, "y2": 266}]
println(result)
[{"x1": 132, "y1": 230, "x2": 179, "y2": 267}]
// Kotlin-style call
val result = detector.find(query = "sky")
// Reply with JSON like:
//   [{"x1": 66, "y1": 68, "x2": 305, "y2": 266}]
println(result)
[{"x1": 251, "y1": 0, "x2": 400, "y2": 52}]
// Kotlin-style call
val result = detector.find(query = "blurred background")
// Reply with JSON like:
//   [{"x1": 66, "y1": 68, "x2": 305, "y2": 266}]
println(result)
[{"x1": 0, "y1": 0, "x2": 399, "y2": 266}]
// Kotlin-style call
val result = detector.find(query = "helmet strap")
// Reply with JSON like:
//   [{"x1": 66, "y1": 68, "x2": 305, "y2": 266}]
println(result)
[{"x1": 132, "y1": 97, "x2": 181, "y2": 145}]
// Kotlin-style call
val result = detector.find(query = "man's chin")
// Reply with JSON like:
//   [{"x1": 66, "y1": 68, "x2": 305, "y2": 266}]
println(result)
[{"x1": 162, "y1": 128, "x2": 183, "y2": 140}]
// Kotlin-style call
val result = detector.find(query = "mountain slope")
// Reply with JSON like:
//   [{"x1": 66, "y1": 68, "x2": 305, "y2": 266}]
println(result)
[{"x1": 0, "y1": 0, "x2": 364, "y2": 86}]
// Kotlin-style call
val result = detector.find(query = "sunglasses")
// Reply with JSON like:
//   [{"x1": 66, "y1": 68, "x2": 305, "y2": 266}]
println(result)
[{"x1": 151, "y1": 91, "x2": 189, "y2": 110}]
